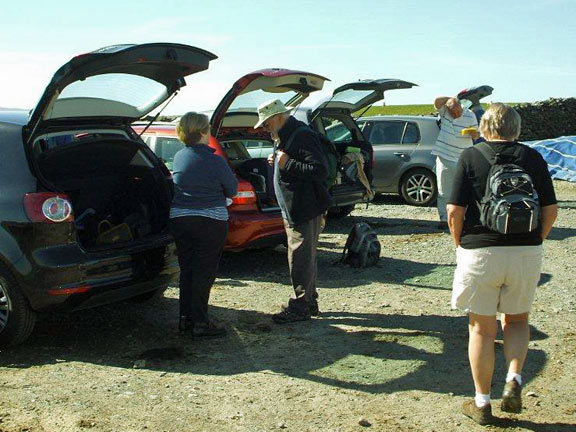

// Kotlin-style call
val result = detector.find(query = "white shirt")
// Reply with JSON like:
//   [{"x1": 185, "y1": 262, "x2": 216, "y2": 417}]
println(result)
[{"x1": 432, "y1": 106, "x2": 478, "y2": 163}]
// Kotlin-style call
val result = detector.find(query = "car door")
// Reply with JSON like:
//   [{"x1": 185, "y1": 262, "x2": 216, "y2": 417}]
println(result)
[
  {"x1": 26, "y1": 43, "x2": 217, "y2": 143},
  {"x1": 364, "y1": 120, "x2": 421, "y2": 190},
  {"x1": 210, "y1": 69, "x2": 329, "y2": 138}
]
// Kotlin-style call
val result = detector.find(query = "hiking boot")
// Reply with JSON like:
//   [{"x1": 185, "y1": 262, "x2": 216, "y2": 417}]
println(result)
[
  {"x1": 288, "y1": 298, "x2": 319, "y2": 317},
  {"x1": 501, "y1": 379, "x2": 522, "y2": 413},
  {"x1": 272, "y1": 305, "x2": 311, "y2": 324},
  {"x1": 191, "y1": 321, "x2": 227, "y2": 339},
  {"x1": 461, "y1": 400, "x2": 495, "y2": 425}
]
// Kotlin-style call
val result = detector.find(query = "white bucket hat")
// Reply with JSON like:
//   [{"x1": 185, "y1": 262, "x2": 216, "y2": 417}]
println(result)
[{"x1": 254, "y1": 99, "x2": 292, "y2": 129}]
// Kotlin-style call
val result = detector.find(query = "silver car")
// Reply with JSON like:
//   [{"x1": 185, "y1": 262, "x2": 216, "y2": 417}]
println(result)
[{"x1": 358, "y1": 115, "x2": 440, "y2": 206}]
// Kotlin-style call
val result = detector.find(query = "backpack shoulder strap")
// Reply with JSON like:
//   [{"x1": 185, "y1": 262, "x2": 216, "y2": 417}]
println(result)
[
  {"x1": 283, "y1": 125, "x2": 310, "y2": 153},
  {"x1": 339, "y1": 224, "x2": 357, "y2": 263},
  {"x1": 474, "y1": 141, "x2": 497, "y2": 165}
]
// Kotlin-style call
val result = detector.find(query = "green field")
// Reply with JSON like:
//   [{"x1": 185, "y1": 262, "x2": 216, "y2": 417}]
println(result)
[
  {"x1": 357, "y1": 103, "x2": 495, "y2": 117},
  {"x1": 358, "y1": 104, "x2": 435, "y2": 116}
]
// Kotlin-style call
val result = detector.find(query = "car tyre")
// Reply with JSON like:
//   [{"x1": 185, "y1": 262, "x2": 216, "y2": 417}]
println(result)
[
  {"x1": 400, "y1": 168, "x2": 437, "y2": 206},
  {"x1": 326, "y1": 204, "x2": 355, "y2": 219},
  {"x1": 0, "y1": 267, "x2": 36, "y2": 347}
]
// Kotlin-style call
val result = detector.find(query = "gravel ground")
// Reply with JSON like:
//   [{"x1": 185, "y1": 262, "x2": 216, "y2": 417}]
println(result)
[{"x1": 0, "y1": 181, "x2": 574, "y2": 432}]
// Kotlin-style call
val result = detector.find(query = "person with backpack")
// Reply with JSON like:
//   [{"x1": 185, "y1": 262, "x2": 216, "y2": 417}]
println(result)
[
  {"x1": 447, "y1": 103, "x2": 558, "y2": 425},
  {"x1": 255, "y1": 98, "x2": 333, "y2": 323}
]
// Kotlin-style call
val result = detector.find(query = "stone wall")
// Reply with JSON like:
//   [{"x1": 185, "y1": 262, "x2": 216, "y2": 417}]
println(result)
[{"x1": 515, "y1": 97, "x2": 576, "y2": 141}]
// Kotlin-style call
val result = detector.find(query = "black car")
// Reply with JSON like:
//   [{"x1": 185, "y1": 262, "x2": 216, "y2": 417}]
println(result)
[{"x1": 0, "y1": 43, "x2": 217, "y2": 346}]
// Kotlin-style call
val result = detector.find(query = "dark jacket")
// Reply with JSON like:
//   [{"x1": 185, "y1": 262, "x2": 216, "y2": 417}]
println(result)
[
  {"x1": 171, "y1": 143, "x2": 238, "y2": 209},
  {"x1": 276, "y1": 116, "x2": 333, "y2": 226}
]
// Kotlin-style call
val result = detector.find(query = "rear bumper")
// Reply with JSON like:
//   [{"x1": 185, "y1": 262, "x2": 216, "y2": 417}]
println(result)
[
  {"x1": 331, "y1": 183, "x2": 373, "y2": 207},
  {"x1": 19, "y1": 235, "x2": 179, "y2": 312},
  {"x1": 226, "y1": 210, "x2": 285, "y2": 250}
]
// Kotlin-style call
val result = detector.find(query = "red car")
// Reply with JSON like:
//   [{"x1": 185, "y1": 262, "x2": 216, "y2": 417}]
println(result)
[
  {"x1": 136, "y1": 69, "x2": 393, "y2": 249},
  {"x1": 134, "y1": 122, "x2": 286, "y2": 251}
]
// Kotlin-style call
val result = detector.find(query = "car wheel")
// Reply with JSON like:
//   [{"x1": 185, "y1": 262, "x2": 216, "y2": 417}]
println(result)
[
  {"x1": 326, "y1": 204, "x2": 355, "y2": 219},
  {"x1": 0, "y1": 268, "x2": 36, "y2": 347},
  {"x1": 400, "y1": 168, "x2": 437, "y2": 206}
]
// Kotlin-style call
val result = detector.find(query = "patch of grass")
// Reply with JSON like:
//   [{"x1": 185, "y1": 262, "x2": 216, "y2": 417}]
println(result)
[
  {"x1": 359, "y1": 104, "x2": 436, "y2": 116},
  {"x1": 357, "y1": 102, "x2": 507, "y2": 117}
]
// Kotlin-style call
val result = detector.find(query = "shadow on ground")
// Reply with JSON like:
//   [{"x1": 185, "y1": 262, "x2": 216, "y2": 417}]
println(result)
[
  {"x1": 0, "y1": 297, "x2": 549, "y2": 400},
  {"x1": 220, "y1": 246, "x2": 455, "y2": 291}
]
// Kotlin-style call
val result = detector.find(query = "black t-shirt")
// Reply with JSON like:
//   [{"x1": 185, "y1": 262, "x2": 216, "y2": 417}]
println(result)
[{"x1": 448, "y1": 141, "x2": 557, "y2": 249}]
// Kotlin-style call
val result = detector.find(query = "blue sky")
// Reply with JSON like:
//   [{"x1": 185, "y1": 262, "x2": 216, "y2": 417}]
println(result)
[{"x1": 1, "y1": 0, "x2": 575, "y2": 114}]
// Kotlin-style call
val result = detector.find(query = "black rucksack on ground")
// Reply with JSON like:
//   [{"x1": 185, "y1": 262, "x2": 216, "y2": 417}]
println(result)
[
  {"x1": 475, "y1": 142, "x2": 540, "y2": 234},
  {"x1": 285, "y1": 126, "x2": 339, "y2": 190},
  {"x1": 340, "y1": 222, "x2": 380, "y2": 268}
]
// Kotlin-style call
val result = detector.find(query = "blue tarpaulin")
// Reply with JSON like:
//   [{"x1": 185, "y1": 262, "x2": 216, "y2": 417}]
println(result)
[{"x1": 523, "y1": 136, "x2": 576, "y2": 182}]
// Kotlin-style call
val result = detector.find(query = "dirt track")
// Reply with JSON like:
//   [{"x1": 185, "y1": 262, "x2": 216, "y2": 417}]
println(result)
[{"x1": 1, "y1": 181, "x2": 575, "y2": 432}]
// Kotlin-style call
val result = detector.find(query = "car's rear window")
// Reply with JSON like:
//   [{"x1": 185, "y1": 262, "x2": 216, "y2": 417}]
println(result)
[
  {"x1": 47, "y1": 73, "x2": 169, "y2": 120},
  {"x1": 230, "y1": 89, "x2": 299, "y2": 110}
]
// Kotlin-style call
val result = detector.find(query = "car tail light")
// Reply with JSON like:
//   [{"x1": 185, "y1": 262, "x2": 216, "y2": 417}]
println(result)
[
  {"x1": 230, "y1": 180, "x2": 258, "y2": 211},
  {"x1": 47, "y1": 285, "x2": 92, "y2": 295},
  {"x1": 24, "y1": 193, "x2": 74, "y2": 223}
]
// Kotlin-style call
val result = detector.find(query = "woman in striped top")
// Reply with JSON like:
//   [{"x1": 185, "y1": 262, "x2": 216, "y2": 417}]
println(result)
[{"x1": 169, "y1": 112, "x2": 238, "y2": 338}]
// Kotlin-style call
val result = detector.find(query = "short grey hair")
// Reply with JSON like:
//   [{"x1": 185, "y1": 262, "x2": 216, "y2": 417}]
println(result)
[{"x1": 479, "y1": 103, "x2": 522, "y2": 141}]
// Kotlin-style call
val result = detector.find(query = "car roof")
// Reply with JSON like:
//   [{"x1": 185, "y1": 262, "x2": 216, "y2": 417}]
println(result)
[{"x1": 0, "y1": 110, "x2": 29, "y2": 126}]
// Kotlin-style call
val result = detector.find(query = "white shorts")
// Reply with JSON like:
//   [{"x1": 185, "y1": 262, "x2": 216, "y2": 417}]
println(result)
[{"x1": 452, "y1": 245, "x2": 543, "y2": 316}]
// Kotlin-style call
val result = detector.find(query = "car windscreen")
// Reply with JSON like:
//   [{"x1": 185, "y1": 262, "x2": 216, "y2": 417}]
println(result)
[{"x1": 48, "y1": 73, "x2": 169, "y2": 119}]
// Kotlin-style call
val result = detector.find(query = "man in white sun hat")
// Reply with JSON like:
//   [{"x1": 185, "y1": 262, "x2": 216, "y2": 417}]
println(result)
[{"x1": 255, "y1": 98, "x2": 332, "y2": 323}]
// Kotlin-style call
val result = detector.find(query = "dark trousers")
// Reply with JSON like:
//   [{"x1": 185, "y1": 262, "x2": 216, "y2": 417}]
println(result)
[
  {"x1": 169, "y1": 216, "x2": 228, "y2": 323},
  {"x1": 283, "y1": 214, "x2": 322, "y2": 305}
]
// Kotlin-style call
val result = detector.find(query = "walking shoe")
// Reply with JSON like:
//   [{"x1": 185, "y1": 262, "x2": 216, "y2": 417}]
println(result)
[
  {"x1": 501, "y1": 379, "x2": 522, "y2": 413},
  {"x1": 191, "y1": 321, "x2": 227, "y2": 339},
  {"x1": 461, "y1": 400, "x2": 495, "y2": 425},
  {"x1": 272, "y1": 305, "x2": 311, "y2": 324},
  {"x1": 287, "y1": 298, "x2": 319, "y2": 317}
]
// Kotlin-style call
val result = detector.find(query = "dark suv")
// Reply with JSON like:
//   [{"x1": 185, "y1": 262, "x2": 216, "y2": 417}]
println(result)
[{"x1": 0, "y1": 43, "x2": 217, "y2": 346}]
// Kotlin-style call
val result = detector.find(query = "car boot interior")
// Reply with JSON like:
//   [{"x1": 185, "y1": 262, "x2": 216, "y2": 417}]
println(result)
[
  {"x1": 35, "y1": 137, "x2": 172, "y2": 249},
  {"x1": 220, "y1": 138, "x2": 279, "y2": 210}
]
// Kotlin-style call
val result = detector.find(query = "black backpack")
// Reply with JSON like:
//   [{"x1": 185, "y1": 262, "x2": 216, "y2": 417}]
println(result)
[
  {"x1": 285, "y1": 126, "x2": 339, "y2": 190},
  {"x1": 340, "y1": 222, "x2": 380, "y2": 268},
  {"x1": 475, "y1": 142, "x2": 540, "y2": 234}
]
